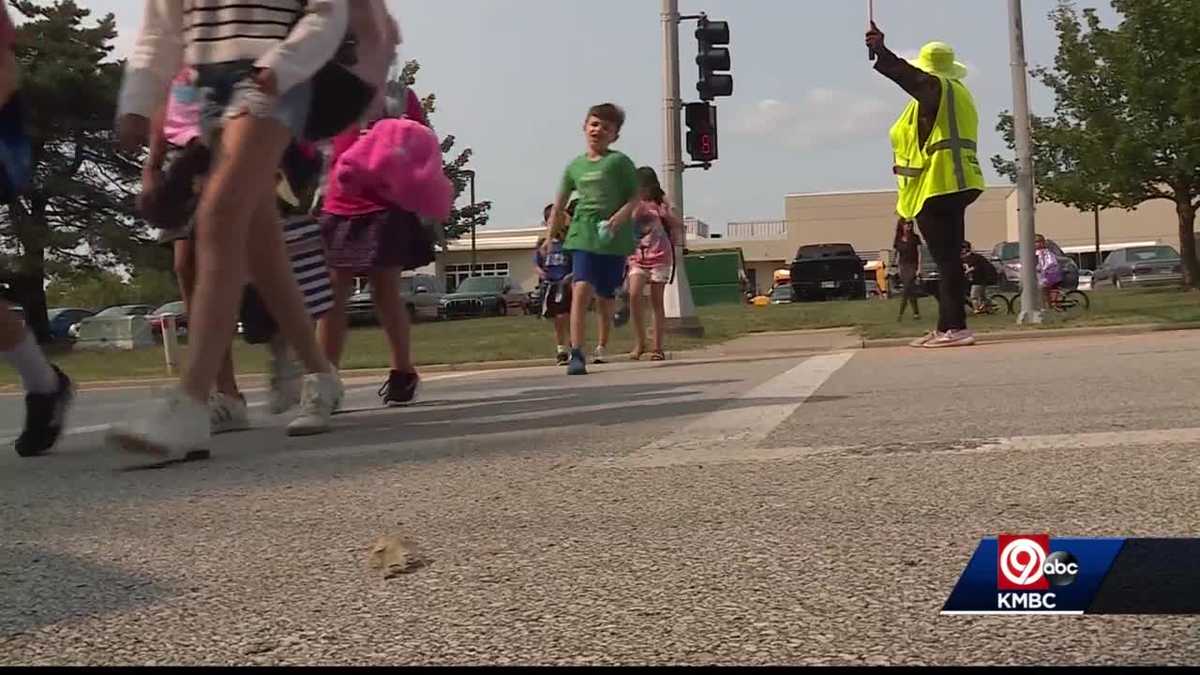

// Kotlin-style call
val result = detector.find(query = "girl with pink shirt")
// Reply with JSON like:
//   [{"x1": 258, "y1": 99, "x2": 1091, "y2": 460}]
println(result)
[
  {"x1": 317, "y1": 82, "x2": 449, "y2": 407},
  {"x1": 627, "y1": 167, "x2": 683, "y2": 361}
]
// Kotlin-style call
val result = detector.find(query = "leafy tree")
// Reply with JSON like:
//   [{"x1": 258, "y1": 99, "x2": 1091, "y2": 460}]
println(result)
[
  {"x1": 1, "y1": 1, "x2": 148, "y2": 340},
  {"x1": 390, "y1": 60, "x2": 492, "y2": 243},
  {"x1": 993, "y1": 0, "x2": 1200, "y2": 286},
  {"x1": 44, "y1": 269, "x2": 128, "y2": 309}
]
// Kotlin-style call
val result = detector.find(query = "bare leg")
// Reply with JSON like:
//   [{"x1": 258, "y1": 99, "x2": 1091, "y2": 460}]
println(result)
[
  {"x1": 553, "y1": 314, "x2": 569, "y2": 349},
  {"x1": 182, "y1": 115, "x2": 293, "y2": 402},
  {"x1": 650, "y1": 282, "x2": 667, "y2": 352},
  {"x1": 570, "y1": 281, "x2": 595, "y2": 350},
  {"x1": 175, "y1": 239, "x2": 238, "y2": 398},
  {"x1": 370, "y1": 268, "x2": 413, "y2": 372},
  {"x1": 628, "y1": 272, "x2": 648, "y2": 355},
  {"x1": 316, "y1": 268, "x2": 355, "y2": 368},
  {"x1": 242, "y1": 190, "x2": 335, "y2": 377},
  {"x1": 595, "y1": 297, "x2": 613, "y2": 348}
]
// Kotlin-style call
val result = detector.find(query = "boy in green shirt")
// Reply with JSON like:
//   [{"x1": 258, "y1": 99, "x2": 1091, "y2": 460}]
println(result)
[{"x1": 544, "y1": 103, "x2": 639, "y2": 375}]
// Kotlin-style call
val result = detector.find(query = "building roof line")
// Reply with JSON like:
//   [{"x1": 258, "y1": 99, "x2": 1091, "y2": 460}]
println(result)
[{"x1": 784, "y1": 185, "x2": 1014, "y2": 199}]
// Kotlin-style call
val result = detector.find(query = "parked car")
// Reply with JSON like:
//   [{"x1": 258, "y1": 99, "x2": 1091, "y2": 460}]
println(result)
[
  {"x1": 347, "y1": 274, "x2": 446, "y2": 325},
  {"x1": 769, "y1": 285, "x2": 795, "y2": 304},
  {"x1": 69, "y1": 304, "x2": 155, "y2": 339},
  {"x1": 988, "y1": 239, "x2": 1079, "y2": 291},
  {"x1": 437, "y1": 276, "x2": 527, "y2": 319},
  {"x1": 47, "y1": 307, "x2": 93, "y2": 341},
  {"x1": 1092, "y1": 245, "x2": 1183, "y2": 289},
  {"x1": 149, "y1": 300, "x2": 188, "y2": 337},
  {"x1": 789, "y1": 243, "x2": 867, "y2": 301},
  {"x1": 1076, "y1": 269, "x2": 1094, "y2": 291}
]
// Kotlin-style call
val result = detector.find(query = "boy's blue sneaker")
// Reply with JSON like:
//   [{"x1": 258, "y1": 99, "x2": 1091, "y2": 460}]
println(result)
[{"x1": 566, "y1": 348, "x2": 588, "y2": 376}]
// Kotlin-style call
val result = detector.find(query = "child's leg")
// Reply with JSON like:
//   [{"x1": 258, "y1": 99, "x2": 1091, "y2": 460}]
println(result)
[
  {"x1": 0, "y1": 302, "x2": 57, "y2": 394},
  {"x1": 650, "y1": 282, "x2": 667, "y2": 352},
  {"x1": 369, "y1": 268, "x2": 413, "y2": 373},
  {"x1": 316, "y1": 268, "x2": 355, "y2": 368},
  {"x1": 628, "y1": 271, "x2": 648, "y2": 353},
  {"x1": 181, "y1": 115, "x2": 294, "y2": 403},
  {"x1": 595, "y1": 296, "x2": 613, "y2": 348},
  {"x1": 553, "y1": 314, "x2": 569, "y2": 350},
  {"x1": 241, "y1": 190, "x2": 335, "y2": 378},
  {"x1": 176, "y1": 239, "x2": 240, "y2": 398},
  {"x1": 570, "y1": 281, "x2": 595, "y2": 351}
]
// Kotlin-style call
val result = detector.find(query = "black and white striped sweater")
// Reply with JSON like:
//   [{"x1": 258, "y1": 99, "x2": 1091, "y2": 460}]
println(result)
[{"x1": 119, "y1": 0, "x2": 346, "y2": 120}]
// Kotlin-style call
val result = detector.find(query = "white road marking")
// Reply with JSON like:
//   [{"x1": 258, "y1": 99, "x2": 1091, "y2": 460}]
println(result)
[
  {"x1": 0, "y1": 371, "x2": 492, "y2": 444},
  {"x1": 610, "y1": 426, "x2": 1200, "y2": 469},
  {"x1": 598, "y1": 352, "x2": 856, "y2": 468}
]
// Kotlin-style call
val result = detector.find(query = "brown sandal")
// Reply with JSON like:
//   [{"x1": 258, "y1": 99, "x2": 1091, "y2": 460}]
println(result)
[
  {"x1": 629, "y1": 349, "x2": 644, "y2": 361},
  {"x1": 649, "y1": 350, "x2": 666, "y2": 361}
]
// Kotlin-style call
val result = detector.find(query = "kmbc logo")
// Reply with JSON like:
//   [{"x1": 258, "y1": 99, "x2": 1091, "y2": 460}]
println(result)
[{"x1": 997, "y1": 534, "x2": 1079, "y2": 591}]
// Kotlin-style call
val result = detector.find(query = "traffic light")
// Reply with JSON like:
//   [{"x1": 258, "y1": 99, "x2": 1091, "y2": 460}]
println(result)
[
  {"x1": 685, "y1": 102, "x2": 718, "y2": 163},
  {"x1": 695, "y1": 17, "x2": 732, "y2": 101}
]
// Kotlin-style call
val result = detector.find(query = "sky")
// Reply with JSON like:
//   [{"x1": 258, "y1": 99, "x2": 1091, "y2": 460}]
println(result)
[{"x1": 81, "y1": 0, "x2": 1119, "y2": 234}]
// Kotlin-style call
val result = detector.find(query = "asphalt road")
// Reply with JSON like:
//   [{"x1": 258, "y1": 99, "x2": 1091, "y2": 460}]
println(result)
[{"x1": 1, "y1": 331, "x2": 1198, "y2": 665}]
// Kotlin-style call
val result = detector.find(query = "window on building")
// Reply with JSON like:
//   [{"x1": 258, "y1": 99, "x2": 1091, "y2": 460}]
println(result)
[{"x1": 445, "y1": 262, "x2": 510, "y2": 293}]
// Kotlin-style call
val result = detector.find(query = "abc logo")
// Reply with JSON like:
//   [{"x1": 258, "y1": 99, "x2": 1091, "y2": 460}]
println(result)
[
  {"x1": 1043, "y1": 551, "x2": 1079, "y2": 587},
  {"x1": 997, "y1": 535, "x2": 1079, "y2": 590}
]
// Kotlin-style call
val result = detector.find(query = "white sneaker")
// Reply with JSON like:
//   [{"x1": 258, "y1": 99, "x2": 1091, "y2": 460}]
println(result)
[
  {"x1": 924, "y1": 329, "x2": 977, "y2": 348},
  {"x1": 909, "y1": 331, "x2": 939, "y2": 348},
  {"x1": 593, "y1": 345, "x2": 610, "y2": 364},
  {"x1": 106, "y1": 388, "x2": 210, "y2": 459},
  {"x1": 286, "y1": 370, "x2": 344, "y2": 437},
  {"x1": 267, "y1": 357, "x2": 303, "y2": 415},
  {"x1": 209, "y1": 392, "x2": 250, "y2": 435}
]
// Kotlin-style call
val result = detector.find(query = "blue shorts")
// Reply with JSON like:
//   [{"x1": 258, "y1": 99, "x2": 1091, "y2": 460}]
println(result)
[
  {"x1": 194, "y1": 60, "x2": 312, "y2": 146},
  {"x1": 570, "y1": 250, "x2": 626, "y2": 300}
]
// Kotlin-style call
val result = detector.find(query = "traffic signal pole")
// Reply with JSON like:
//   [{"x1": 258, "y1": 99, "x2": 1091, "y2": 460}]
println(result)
[
  {"x1": 1007, "y1": 0, "x2": 1044, "y2": 324},
  {"x1": 661, "y1": 0, "x2": 704, "y2": 337}
]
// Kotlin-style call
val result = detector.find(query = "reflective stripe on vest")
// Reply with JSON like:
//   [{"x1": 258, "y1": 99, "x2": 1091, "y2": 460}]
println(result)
[{"x1": 943, "y1": 81, "x2": 968, "y2": 190}]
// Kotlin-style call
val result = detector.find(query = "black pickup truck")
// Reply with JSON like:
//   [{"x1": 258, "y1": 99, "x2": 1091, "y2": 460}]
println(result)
[{"x1": 790, "y1": 243, "x2": 867, "y2": 301}]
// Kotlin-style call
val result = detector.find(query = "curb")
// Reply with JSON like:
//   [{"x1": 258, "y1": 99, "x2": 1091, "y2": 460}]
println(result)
[
  {"x1": 6, "y1": 321, "x2": 1197, "y2": 392},
  {"x1": 860, "y1": 322, "x2": 1200, "y2": 349}
]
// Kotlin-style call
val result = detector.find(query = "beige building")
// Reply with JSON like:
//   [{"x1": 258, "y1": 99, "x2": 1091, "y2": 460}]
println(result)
[
  {"x1": 693, "y1": 186, "x2": 1192, "y2": 295},
  {"x1": 433, "y1": 187, "x2": 1191, "y2": 297},
  {"x1": 434, "y1": 226, "x2": 543, "y2": 293}
]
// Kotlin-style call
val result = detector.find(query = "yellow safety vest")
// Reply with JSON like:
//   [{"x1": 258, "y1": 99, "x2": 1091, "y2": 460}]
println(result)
[{"x1": 889, "y1": 75, "x2": 985, "y2": 220}]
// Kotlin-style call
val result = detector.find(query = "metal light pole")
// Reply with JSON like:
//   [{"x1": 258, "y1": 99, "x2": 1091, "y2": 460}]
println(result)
[
  {"x1": 1008, "y1": 0, "x2": 1043, "y2": 324},
  {"x1": 661, "y1": 0, "x2": 704, "y2": 337},
  {"x1": 463, "y1": 169, "x2": 477, "y2": 277}
]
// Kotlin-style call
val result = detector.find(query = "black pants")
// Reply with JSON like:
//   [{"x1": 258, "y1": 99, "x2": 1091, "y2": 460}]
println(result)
[
  {"x1": 898, "y1": 266, "x2": 920, "y2": 318},
  {"x1": 916, "y1": 190, "x2": 980, "y2": 332}
]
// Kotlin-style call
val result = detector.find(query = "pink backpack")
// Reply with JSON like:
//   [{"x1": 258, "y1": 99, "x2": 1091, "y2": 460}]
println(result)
[{"x1": 330, "y1": 118, "x2": 453, "y2": 222}]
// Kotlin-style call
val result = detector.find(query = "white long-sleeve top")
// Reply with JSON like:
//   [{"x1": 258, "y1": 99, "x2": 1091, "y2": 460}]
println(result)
[{"x1": 118, "y1": 0, "x2": 348, "y2": 120}]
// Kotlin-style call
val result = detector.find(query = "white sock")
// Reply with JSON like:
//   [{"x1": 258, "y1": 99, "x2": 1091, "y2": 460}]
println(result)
[{"x1": 4, "y1": 332, "x2": 58, "y2": 394}]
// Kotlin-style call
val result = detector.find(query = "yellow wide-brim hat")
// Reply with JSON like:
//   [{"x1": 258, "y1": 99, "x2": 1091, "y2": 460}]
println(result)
[{"x1": 908, "y1": 41, "x2": 968, "y2": 80}]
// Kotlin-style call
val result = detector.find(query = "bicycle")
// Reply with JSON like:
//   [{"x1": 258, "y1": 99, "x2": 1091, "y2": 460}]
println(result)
[
  {"x1": 966, "y1": 292, "x2": 1014, "y2": 316},
  {"x1": 1011, "y1": 287, "x2": 1090, "y2": 316}
]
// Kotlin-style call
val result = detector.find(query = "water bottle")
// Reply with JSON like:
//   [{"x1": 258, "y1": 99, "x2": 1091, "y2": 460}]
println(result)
[{"x1": 597, "y1": 219, "x2": 615, "y2": 245}]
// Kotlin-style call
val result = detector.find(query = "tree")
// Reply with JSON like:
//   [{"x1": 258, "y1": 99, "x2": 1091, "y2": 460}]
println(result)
[
  {"x1": 390, "y1": 60, "x2": 492, "y2": 243},
  {"x1": 44, "y1": 269, "x2": 128, "y2": 309},
  {"x1": 992, "y1": 0, "x2": 1200, "y2": 286},
  {"x1": 1, "y1": 1, "x2": 146, "y2": 341}
]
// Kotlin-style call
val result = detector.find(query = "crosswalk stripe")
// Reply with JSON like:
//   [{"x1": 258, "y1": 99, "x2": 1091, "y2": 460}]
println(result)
[{"x1": 599, "y1": 352, "x2": 856, "y2": 468}]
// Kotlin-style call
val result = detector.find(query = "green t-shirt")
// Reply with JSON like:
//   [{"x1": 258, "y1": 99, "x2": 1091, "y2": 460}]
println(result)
[{"x1": 559, "y1": 150, "x2": 639, "y2": 256}]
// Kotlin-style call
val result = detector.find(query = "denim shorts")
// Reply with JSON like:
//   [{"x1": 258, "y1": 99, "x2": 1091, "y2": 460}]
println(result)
[
  {"x1": 570, "y1": 250, "x2": 627, "y2": 300},
  {"x1": 194, "y1": 60, "x2": 312, "y2": 145}
]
